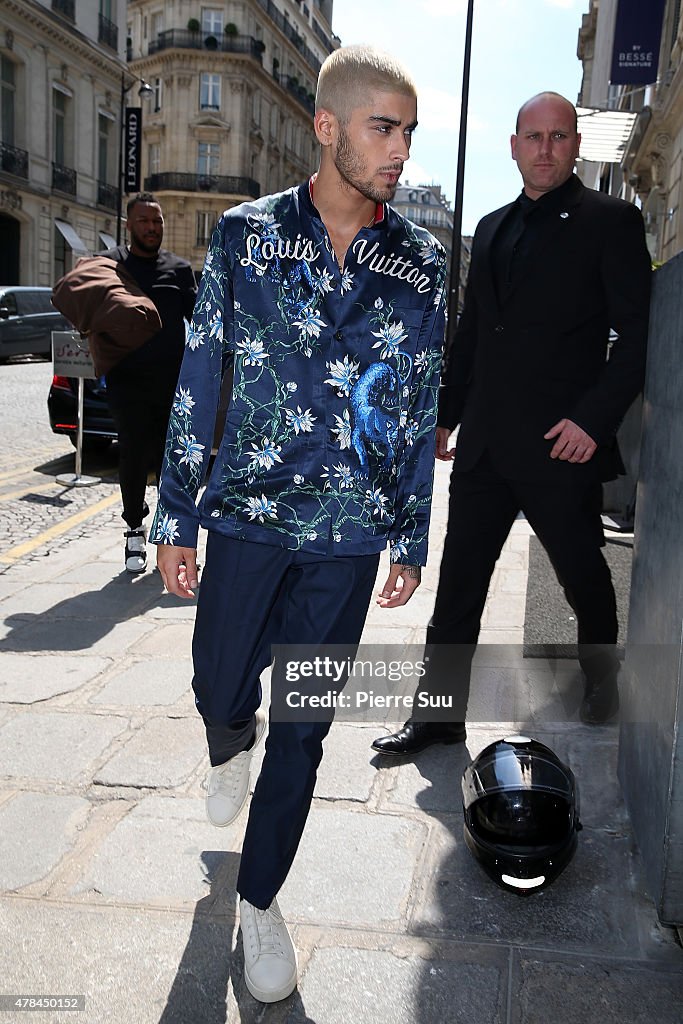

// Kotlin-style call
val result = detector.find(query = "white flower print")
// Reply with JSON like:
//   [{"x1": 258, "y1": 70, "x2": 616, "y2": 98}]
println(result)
[
  {"x1": 315, "y1": 268, "x2": 335, "y2": 294},
  {"x1": 365, "y1": 487, "x2": 390, "y2": 520},
  {"x1": 331, "y1": 409, "x2": 352, "y2": 450},
  {"x1": 333, "y1": 463, "x2": 354, "y2": 489},
  {"x1": 173, "y1": 387, "x2": 195, "y2": 416},
  {"x1": 293, "y1": 474, "x2": 304, "y2": 485},
  {"x1": 286, "y1": 406, "x2": 317, "y2": 434},
  {"x1": 415, "y1": 350, "x2": 427, "y2": 373},
  {"x1": 208, "y1": 311, "x2": 223, "y2": 341},
  {"x1": 293, "y1": 306, "x2": 326, "y2": 339},
  {"x1": 333, "y1": 531, "x2": 342, "y2": 543},
  {"x1": 325, "y1": 355, "x2": 360, "y2": 397},
  {"x1": 374, "y1": 297, "x2": 384, "y2": 309},
  {"x1": 249, "y1": 437, "x2": 283, "y2": 470},
  {"x1": 286, "y1": 381, "x2": 298, "y2": 392},
  {"x1": 245, "y1": 494, "x2": 278, "y2": 523},
  {"x1": 174, "y1": 434, "x2": 205, "y2": 466},
  {"x1": 340, "y1": 269, "x2": 355, "y2": 294},
  {"x1": 237, "y1": 337, "x2": 268, "y2": 366},
  {"x1": 155, "y1": 512, "x2": 180, "y2": 545},
  {"x1": 371, "y1": 320, "x2": 408, "y2": 359},
  {"x1": 186, "y1": 325, "x2": 205, "y2": 351},
  {"x1": 405, "y1": 419, "x2": 418, "y2": 447},
  {"x1": 390, "y1": 536, "x2": 409, "y2": 563}
]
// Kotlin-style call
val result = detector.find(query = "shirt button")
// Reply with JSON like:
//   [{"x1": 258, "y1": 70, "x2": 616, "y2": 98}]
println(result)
[
  {"x1": 334, "y1": 330, "x2": 343, "y2": 341},
  {"x1": 494, "y1": 325, "x2": 504, "y2": 332}
]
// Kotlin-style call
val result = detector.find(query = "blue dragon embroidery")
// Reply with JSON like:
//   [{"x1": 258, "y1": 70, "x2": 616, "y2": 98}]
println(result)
[{"x1": 350, "y1": 363, "x2": 399, "y2": 476}]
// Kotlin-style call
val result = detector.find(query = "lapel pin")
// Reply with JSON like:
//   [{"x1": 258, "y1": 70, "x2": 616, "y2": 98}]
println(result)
[{"x1": 560, "y1": 211, "x2": 569, "y2": 219}]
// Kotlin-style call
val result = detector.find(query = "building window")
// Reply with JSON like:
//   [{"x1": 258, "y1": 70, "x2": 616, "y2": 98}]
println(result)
[
  {"x1": 151, "y1": 11, "x2": 163, "y2": 39},
  {"x1": 200, "y1": 73, "x2": 221, "y2": 111},
  {"x1": 153, "y1": 77, "x2": 162, "y2": 112},
  {"x1": 98, "y1": 113, "x2": 111, "y2": 183},
  {"x1": 202, "y1": 8, "x2": 223, "y2": 35},
  {"x1": 196, "y1": 210, "x2": 216, "y2": 247},
  {"x1": 1, "y1": 57, "x2": 15, "y2": 146},
  {"x1": 148, "y1": 142, "x2": 160, "y2": 175},
  {"x1": 252, "y1": 90, "x2": 261, "y2": 125},
  {"x1": 270, "y1": 104, "x2": 279, "y2": 137},
  {"x1": 53, "y1": 87, "x2": 70, "y2": 165},
  {"x1": 197, "y1": 141, "x2": 220, "y2": 176},
  {"x1": 54, "y1": 224, "x2": 66, "y2": 281}
]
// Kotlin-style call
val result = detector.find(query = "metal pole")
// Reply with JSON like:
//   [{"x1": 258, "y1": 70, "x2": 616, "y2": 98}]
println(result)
[
  {"x1": 116, "y1": 70, "x2": 125, "y2": 246},
  {"x1": 75, "y1": 376, "x2": 85, "y2": 478},
  {"x1": 446, "y1": 0, "x2": 475, "y2": 352}
]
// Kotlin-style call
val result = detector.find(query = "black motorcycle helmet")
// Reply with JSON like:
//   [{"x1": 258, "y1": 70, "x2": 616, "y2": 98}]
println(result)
[{"x1": 461, "y1": 736, "x2": 582, "y2": 895}]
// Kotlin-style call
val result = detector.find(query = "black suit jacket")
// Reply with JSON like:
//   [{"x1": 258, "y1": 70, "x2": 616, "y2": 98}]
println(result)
[{"x1": 439, "y1": 174, "x2": 652, "y2": 482}]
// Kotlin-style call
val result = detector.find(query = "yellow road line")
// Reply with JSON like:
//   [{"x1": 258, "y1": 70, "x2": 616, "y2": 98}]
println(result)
[
  {"x1": 0, "y1": 469, "x2": 116, "y2": 504},
  {"x1": 0, "y1": 491, "x2": 121, "y2": 563},
  {"x1": 0, "y1": 459, "x2": 59, "y2": 484}
]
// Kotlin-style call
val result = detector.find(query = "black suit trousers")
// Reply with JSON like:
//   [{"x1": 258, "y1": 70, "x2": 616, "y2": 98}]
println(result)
[{"x1": 418, "y1": 453, "x2": 619, "y2": 722}]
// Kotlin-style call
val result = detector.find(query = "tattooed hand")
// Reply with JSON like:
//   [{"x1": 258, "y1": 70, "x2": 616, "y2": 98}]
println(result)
[{"x1": 376, "y1": 563, "x2": 422, "y2": 608}]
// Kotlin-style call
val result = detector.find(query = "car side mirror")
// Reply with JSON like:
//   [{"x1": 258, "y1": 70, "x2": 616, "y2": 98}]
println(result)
[{"x1": 0, "y1": 307, "x2": 10, "y2": 320}]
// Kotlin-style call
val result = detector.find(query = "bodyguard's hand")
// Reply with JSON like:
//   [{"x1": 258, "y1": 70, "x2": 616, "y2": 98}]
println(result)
[
  {"x1": 435, "y1": 426, "x2": 456, "y2": 461},
  {"x1": 376, "y1": 563, "x2": 422, "y2": 608},
  {"x1": 544, "y1": 418, "x2": 597, "y2": 463},
  {"x1": 157, "y1": 545, "x2": 199, "y2": 599}
]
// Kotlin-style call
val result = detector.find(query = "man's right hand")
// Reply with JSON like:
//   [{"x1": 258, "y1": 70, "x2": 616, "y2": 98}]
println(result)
[
  {"x1": 435, "y1": 426, "x2": 456, "y2": 461},
  {"x1": 157, "y1": 545, "x2": 199, "y2": 599}
]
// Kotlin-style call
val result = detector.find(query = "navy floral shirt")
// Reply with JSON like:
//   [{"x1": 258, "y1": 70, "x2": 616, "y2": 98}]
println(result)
[{"x1": 152, "y1": 179, "x2": 446, "y2": 566}]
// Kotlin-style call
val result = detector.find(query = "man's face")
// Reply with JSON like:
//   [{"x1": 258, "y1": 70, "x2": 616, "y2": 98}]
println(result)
[
  {"x1": 127, "y1": 201, "x2": 164, "y2": 254},
  {"x1": 510, "y1": 96, "x2": 581, "y2": 200},
  {"x1": 333, "y1": 91, "x2": 417, "y2": 203}
]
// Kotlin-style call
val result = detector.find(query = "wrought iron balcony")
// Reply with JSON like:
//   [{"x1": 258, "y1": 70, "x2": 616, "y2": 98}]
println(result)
[
  {"x1": 148, "y1": 29, "x2": 263, "y2": 61},
  {"x1": 51, "y1": 0, "x2": 75, "y2": 20},
  {"x1": 52, "y1": 162, "x2": 77, "y2": 195},
  {"x1": 97, "y1": 181, "x2": 118, "y2": 211},
  {"x1": 145, "y1": 172, "x2": 260, "y2": 199},
  {"x1": 0, "y1": 141, "x2": 28, "y2": 179},
  {"x1": 272, "y1": 71, "x2": 315, "y2": 116},
  {"x1": 98, "y1": 12, "x2": 118, "y2": 51},
  {"x1": 254, "y1": 0, "x2": 325, "y2": 70}
]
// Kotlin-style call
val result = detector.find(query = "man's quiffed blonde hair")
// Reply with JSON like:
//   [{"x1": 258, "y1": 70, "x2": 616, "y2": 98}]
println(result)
[{"x1": 316, "y1": 45, "x2": 417, "y2": 123}]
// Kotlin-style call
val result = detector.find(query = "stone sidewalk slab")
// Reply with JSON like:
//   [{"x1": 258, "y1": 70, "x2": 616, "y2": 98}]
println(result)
[
  {"x1": 90, "y1": 659, "x2": 193, "y2": 707},
  {"x1": 0, "y1": 711, "x2": 128, "y2": 783},
  {"x1": 94, "y1": 716, "x2": 205, "y2": 789},
  {"x1": 0, "y1": 653, "x2": 110, "y2": 703},
  {"x1": 72, "y1": 796, "x2": 242, "y2": 907},
  {"x1": 0, "y1": 792, "x2": 89, "y2": 890},
  {"x1": 280, "y1": 805, "x2": 428, "y2": 927}
]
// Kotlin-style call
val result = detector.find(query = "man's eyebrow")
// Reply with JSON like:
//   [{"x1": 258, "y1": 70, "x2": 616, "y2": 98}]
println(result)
[{"x1": 368, "y1": 114, "x2": 419, "y2": 130}]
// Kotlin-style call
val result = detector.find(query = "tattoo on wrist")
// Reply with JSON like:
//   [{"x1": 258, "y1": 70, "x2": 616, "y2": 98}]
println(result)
[{"x1": 403, "y1": 565, "x2": 421, "y2": 580}]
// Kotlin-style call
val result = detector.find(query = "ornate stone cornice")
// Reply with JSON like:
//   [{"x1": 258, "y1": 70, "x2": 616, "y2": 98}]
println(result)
[{"x1": 0, "y1": 0, "x2": 125, "y2": 79}]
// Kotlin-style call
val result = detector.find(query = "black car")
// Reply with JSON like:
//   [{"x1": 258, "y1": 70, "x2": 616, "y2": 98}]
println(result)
[
  {"x1": 0, "y1": 286, "x2": 71, "y2": 360},
  {"x1": 47, "y1": 373, "x2": 117, "y2": 453}
]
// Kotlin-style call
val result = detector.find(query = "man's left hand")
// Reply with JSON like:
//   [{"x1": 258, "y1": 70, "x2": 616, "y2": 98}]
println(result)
[
  {"x1": 544, "y1": 418, "x2": 597, "y2": 463},
  {"x1": 376, "y1": 563, "x2": 422, "y2": 608}
]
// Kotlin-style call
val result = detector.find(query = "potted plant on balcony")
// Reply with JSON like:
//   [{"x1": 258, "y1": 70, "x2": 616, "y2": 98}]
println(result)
[
  {"x1": 187, "y1": 18, "x2": 200, "y2": 33},
  {"x1": 224, "y1": 22, "x2": 238, "y2": 35},
  {"x1": 205, "y1": 35, "x2": 218, "y2": 49}
]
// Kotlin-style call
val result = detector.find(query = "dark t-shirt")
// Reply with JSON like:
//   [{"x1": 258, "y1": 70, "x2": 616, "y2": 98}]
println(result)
[{"x1": 100, "y1": 245, "x2": 197, "y2": 385}]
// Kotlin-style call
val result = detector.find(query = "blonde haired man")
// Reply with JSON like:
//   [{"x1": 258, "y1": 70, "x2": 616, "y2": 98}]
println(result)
[{"x1": 154, "y1": 46, "x2": 446, "y2": 1003}]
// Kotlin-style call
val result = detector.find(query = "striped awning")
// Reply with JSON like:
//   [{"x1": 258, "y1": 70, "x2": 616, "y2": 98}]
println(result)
[{"x1": 576, "y1": 107, "x2": 638, "y2": 164}]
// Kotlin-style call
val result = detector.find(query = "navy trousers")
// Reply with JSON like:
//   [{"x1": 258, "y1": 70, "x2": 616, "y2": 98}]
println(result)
[{"x1": 192, "y1": 533, "x2": 380, "y2": 909}]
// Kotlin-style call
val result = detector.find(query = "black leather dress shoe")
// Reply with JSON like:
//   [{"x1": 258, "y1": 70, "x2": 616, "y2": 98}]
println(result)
[
  {"x1": 580, "y1": 678, "x2": 619, "y2": 725},
  {"x1": 371, "y1": 720, "x2": 467, "y2": 756}
]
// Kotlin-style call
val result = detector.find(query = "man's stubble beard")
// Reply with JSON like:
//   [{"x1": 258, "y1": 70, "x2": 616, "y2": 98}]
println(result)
[{"x1": 334, "y1": 124, "x2": 398, "y2": 204}]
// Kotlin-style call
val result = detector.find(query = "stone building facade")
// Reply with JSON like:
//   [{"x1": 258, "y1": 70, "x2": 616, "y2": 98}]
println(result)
[
  {"x1": 126, "y1": 0, "x2": 338, "y2": 269},
  {"x1": 0, "y1": 0, "x2": 128, "y2": 285}
]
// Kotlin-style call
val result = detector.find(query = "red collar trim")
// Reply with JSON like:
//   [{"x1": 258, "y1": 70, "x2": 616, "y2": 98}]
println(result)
[{"x1": 308, "y1": 175, "x2": 385, "y2": 225}]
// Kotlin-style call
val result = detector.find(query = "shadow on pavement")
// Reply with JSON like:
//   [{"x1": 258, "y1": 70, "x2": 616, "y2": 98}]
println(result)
[
  {"x1": 158, "y1": 851, "x2": 318, "y2": 1024},
  {"x1": 1, "y1": 569, "x2": 169, "y2": 652}
]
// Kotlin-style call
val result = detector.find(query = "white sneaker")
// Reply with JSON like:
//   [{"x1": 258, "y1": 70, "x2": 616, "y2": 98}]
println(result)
[
  {"x1": 203, "y1": 709, "x2": 267, "y2": 827},
  {"x1": 124, "y1": 526, "x2": 146, "y2": 574},
  {"x1": 240, "y1": 897, "x2": 298, "y2": 1003}
]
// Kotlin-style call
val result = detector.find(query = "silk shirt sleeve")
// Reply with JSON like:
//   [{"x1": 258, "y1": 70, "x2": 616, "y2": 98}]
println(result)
[
  {"x1": 152, "y1": 217, "x2": 234, "y2": 548},
  {"x1": 389, "y1": 270, "x2": 446, "y2": 566}
]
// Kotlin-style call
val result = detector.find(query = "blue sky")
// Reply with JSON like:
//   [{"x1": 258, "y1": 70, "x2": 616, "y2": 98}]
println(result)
[{"x1": 331, "y1": 0, "x2": 589, "y2": 233}]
